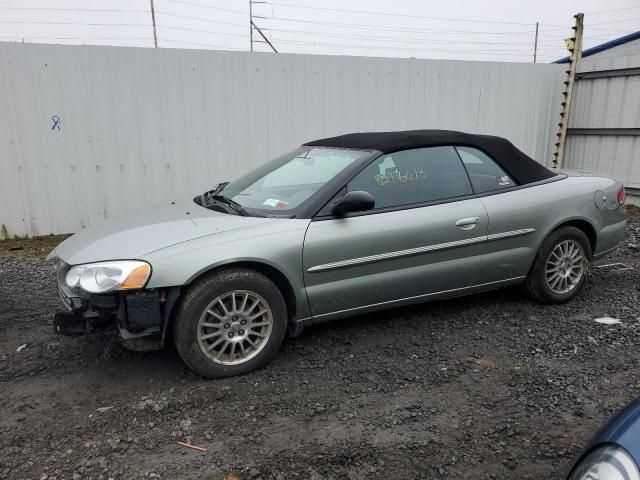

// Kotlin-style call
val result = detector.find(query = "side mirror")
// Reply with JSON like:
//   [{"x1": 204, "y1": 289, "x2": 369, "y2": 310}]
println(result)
[{"x1": 332, "y1": 191, "x2": 375, "y2": 216}]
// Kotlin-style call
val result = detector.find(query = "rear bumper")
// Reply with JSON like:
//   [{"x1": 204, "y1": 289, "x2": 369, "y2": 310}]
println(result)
[{"x1": 55, "y1": 263, "x2": 180, "y2": 351}]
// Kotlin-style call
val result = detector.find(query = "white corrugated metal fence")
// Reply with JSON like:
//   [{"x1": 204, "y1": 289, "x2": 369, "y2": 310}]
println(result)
[{"x1": 0, "y1": 42, "x2": 565, "y2": 236}]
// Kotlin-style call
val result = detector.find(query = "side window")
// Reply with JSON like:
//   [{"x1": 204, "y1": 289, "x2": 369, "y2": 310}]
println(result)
[
  {"x1": 456, "y1": 146, "x2": 516, "y2": 193},
  {"x1": 347, "y1": 146, "x2": 473, "y2": 210}
]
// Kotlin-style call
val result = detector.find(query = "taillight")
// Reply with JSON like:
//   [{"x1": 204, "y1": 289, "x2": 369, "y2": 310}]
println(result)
[{"x1": 617, "y1": 185, "x2": 626, "y2": 206}]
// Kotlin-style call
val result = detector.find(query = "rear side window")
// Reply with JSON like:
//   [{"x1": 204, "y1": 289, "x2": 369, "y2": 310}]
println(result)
[
  {"x1": 347, "y1": 146, "x2": 473, "y2": 209},
  {"x1": 456, "y1": 146, "x2": 516, "y2": 193}
]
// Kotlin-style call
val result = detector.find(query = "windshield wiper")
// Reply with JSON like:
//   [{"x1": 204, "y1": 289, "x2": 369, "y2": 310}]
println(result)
[
  {"x1": 211, "y1": 182, "x2": 229, "y2": 195},
  {"x1": 208, "y1": 194, "x2": 249, "y2": 216},
  {"x1": 200, "y1": 183, "x2": 248, "y2": 216},
  {"x1": 201, "y1": 182, "x2": 254, "y2": 216}
]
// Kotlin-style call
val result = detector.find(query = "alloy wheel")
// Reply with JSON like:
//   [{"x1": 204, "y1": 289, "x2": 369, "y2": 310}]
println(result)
[
  {"x1": 545, "y1": 239, "x2": 586, "y2": 295},
  {"x1": 196, "y1": 290, "x2": 273, "y2": 365}
]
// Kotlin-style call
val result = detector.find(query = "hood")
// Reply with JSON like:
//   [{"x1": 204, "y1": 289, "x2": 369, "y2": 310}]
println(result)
[{"x1": 49, "y1": 199, "x2": 274, "y2": 265}]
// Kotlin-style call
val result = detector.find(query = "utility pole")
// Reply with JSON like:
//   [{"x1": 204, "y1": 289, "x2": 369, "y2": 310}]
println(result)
[
  {"x1": 553, "y1": 13, "x2": 584, "y2": 169},
  {"x1": 150, "y1": 0, "x2": 158, "y2": 48},
  {"x1": 249, "y1": 1, "x2": 277, "y2": 53},
  {"x1": 249, "y1": 0, "x2": 253, "y2": 51},
  {"x1": 252, "y1": 21, "x2": 278, "y2": 52},
  {"x1": 533, "y1": 21, "x2": 539, "y2": 63}
]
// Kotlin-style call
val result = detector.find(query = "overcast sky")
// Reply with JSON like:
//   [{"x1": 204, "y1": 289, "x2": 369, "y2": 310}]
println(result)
[{"x1": 0, "y1": 0, "x2": 638, "y2": 62}]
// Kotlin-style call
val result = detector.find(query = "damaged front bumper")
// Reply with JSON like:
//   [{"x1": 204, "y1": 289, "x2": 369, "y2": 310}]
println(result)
[{"x1": 54, "y1": 262, "x2": 180, "y2": 351}]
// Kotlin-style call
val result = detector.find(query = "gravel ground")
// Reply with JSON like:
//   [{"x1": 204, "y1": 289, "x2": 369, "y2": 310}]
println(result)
[{"x1": 0, "y1": 212, "x2": 639, "y2": 480}]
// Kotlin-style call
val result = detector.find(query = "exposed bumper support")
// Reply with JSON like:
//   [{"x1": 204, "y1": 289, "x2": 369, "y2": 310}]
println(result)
[
  {"x1": 55, "y1": 265, "x2": 181, "y2": 351},
  {"x1": 53, "y1": 312, "x2": 89, "y2": 337}
]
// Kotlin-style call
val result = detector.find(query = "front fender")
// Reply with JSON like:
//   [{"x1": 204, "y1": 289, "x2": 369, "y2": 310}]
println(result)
[{"x1": 141, "y1": 218, "x2": 311, "y2": 319}]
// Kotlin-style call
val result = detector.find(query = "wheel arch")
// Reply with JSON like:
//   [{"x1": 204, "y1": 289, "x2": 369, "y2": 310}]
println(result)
[
  {"x1": 560, "y1": 219, "x2": 597, "y2": 255},
  {"x1": 544, "y1": 217, "x2": 597, "y2": 257},
  {"x1": 183, "y1": 258, "x2": 300, "y2": 321},
  {"x1": 526, "y1": 216, "x2": 598, "y2": 275},
  {"x1": 523, "y1": 217, "x2": 597, "y2": 303}
]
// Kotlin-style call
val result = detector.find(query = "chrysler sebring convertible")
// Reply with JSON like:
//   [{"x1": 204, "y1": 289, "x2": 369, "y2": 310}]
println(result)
[{"x1": 48, "y1": 130, "x2": 626, "y2": 378}]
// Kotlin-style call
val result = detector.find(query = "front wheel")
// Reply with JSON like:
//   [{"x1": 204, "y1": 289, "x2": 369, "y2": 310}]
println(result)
[
  {"x1": 173, "y1": 268, "x2": 287, "y2": 378},
  {"x1": 525, "y1": 226, "x2": 592, "y2": 304}
]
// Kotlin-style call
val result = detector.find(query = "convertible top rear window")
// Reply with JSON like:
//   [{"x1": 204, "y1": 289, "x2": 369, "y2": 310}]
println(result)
[{"x1": 456, "y1": 146, "x2": 516, "y2": 193}]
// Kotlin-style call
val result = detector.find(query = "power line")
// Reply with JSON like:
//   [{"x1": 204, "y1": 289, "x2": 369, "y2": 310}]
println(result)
[
  {"x1": 153, "y1": 21, "x2": 561, "y2": 51},
  {"x1": 0, "y1": 36, "x2": 151, "y2": 41},
  {"x1": 268, "y1": 1, "x2": 567, "y2": 27},
  {"x1": 0, "y1": 6, "x2": 148, "y2": 13},
  {"x1": 157, "y1": 35, "x2": 556, "y2": 57},
  {"x1": 265, "y1": 25, "x2": 560, "y2": 38},
  {"x1": 0, "y1": 2, "x2": 582, "y2": 59},
  {"x1": 155, "y1": 11, "x2": 246, "y2": 28},
  {"x1": 159, "y1": 24, "x2": 247, "y2": 38},
  {"x1": 161, "y1": 38, "x2": 243, "y2": 49},
  {"x1": 0, "y1": 3, "x2": 565, "y2": 39},
  {"x1": 259, "y1": 16, "x2": 574, "y2": 37},
  {"x1": 262, "y1": 27, "x2": 561, "y2": 48},
  {"x1": 153, "y1": 24, "x2": 561, "y2": 53},
  {"x1": 270, "y1": 37, "x2": 556, "y2": 55},
  {"x1": 0, "y1": 33, "x2": 559, "y2": 59},
  {"x1": 586, "y1": 4, "x2": 640, "y2": 15},
  {"x1": 267, "y1": 2, "x2": 633, "y2": 34},
  {"x1": 0, "y1": 20, "x2": 152, "y2": 28},
  {"x1": 0, "y1": 2, "x2": 626, "y2": 50},
  {"x1": 0, "y1": 16, "x2": 562, "y2": 50},
  {"x1": 271, "y1": 15, "x2": 627, "y2": 36},
  {"x1": 164, "y1": 0, "x2": 245, "y2": 15},
  {"x1": 587, "y1": 16, "x2": 640, "y2": 26},
  {"x1": 0, "y1": 16, "x2": 566, "y2": 41}
]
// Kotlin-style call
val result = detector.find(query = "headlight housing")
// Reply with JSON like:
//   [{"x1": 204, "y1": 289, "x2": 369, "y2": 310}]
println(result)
[
  {"x1": 65, "y1": 260, "x2": 151, "y2": 294},
  {"x1": 568, "y1": 445, "x2": 640, "y2": 480}
]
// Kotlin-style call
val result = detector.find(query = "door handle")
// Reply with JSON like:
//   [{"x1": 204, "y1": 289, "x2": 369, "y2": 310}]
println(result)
[{"x1": 456, "y1": 217, "x2": 480, "y2": 229}]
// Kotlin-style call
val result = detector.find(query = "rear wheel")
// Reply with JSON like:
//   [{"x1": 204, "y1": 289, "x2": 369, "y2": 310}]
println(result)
[
  {"x1": 173, "y1": 268, "x2": 287, "y2": 378},
  {"x1": 525, "y1": 226, "x2": 592, "y2": 304}
]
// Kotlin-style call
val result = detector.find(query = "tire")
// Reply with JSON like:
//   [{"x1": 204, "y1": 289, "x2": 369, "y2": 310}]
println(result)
[
  {"x1": 524, "y1": 226, "x2": 592, "y2": 304},
  {"x1": 173, "y1": 268, "x2": 287, "y2": 378}
]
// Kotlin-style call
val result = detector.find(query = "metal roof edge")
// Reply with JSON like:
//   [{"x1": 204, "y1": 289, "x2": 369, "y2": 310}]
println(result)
[{"x1": 552, "y1": 30, "x2": 640, "y2": 64}]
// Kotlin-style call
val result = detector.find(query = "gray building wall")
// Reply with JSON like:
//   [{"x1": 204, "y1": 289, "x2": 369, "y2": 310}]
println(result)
[
  {"x1": 564, "y1": 37, "x2": 640, "y2": 194},
  {"x1": 0, "y1": 42, "x2": 565, "y2": 237}
]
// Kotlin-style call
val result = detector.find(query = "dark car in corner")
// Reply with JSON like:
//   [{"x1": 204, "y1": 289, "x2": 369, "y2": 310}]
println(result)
[{"x1": 566, "y1": 397, "x2": 640, "y2": 479}]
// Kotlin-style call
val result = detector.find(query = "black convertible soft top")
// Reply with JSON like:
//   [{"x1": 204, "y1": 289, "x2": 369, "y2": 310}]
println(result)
[{"x1": 304, "y1": 130, "x2": 557, "y2": 185}]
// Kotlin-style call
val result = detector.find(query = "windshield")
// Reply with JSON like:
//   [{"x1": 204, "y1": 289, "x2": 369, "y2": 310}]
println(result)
[{"x1": 218, "y1": 147, "x2": 371, "y2": 212}]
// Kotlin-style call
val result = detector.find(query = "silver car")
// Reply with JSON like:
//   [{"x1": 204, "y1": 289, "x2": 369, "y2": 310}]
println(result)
[{"x1": 48, "y1": 130, "x2": 627, "y2": 378}]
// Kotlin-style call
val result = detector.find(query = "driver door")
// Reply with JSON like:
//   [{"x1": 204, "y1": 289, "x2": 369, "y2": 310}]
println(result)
[{"x1": 303, "y1": 146, "x2": 488, "y2": 318}]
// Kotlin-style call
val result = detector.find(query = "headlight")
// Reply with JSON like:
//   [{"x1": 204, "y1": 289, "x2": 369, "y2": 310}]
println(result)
[
  {"x1": 568, "y1": 445, "x2": 640, "y2": 480},
  {"x1": 65, "y1": 260, "x2": 151, "y2": 293}
]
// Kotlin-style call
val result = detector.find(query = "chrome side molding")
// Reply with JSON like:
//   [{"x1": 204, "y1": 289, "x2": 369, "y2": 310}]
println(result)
[{"x1": 307, "y1": 228, "x2": 536, "y2": 273}]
